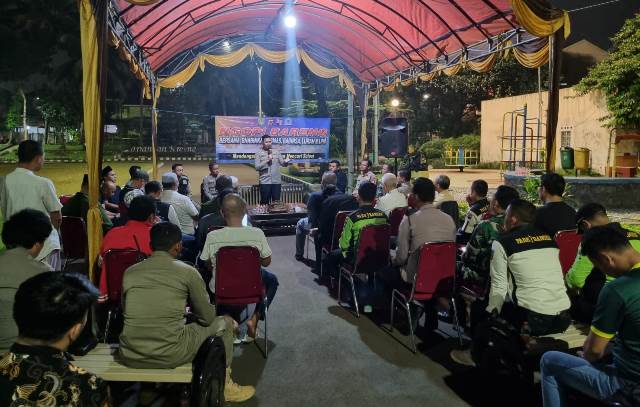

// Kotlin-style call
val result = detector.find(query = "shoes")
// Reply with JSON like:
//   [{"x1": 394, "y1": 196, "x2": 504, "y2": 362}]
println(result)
[
  {"x1": 294, "y1": 254, "x2": 304, "y2": 262},
  {"x1": 233, "y1": 333, "x2": 256, "y2": 345},
  {"x1": 224, "y1": 368, "x2": 255, "y2": 403},
  {"x1": 450, "y1": 348, "x2": 476, "y2": 367}
]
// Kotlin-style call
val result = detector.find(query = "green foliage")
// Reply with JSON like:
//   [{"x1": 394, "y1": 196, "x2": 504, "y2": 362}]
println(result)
[
  {"x1": 622, "y1": 223, "x2": 640, "y2": 233},
  {"x1": 419, "y1": 134, "x2": 480, "y2": 165},
  {"x1": 576, "y1": 14, "x2": 640, "y2": 128},
  {"x1": 522, "y1": 177, "x2": 541, "y2": 204},
  {"x1": 458, "y1": 200, "x2": 469, "y2": 221},
  {"x1": 4, "y1": 95, "x2": 22, "y2": 133}
]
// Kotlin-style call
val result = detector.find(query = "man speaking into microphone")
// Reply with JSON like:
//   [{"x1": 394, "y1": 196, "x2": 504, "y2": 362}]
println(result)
[{"x1": 255, "y1": 134, "x2": 290, "y2": 205}]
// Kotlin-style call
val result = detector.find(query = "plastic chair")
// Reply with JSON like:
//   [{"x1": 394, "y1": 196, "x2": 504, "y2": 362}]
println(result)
[
  {"x1": 60, "y1": 216, "x2": 88, "y2": 272},
  {"x1": 338, "y1": 224, "x2": 390, "y2": 317},
  {"x1": 102, "y1": 249, "x2": 146, "y2": 342},
  {"x1": 320, "y1": 210, "x2": 350, "y2": 279},
  {"x1": 388, "y1": 206, "x2": 407, "y2": 237},
  {"x1": 59, "y1": 195, "x2": 73, "y2": 205},
  {"x1": 208, "y1": 225, "x2": 225, "y2": 233},
  {"x1": 440, "y1": 201, "x2": 460, "y2": 229},
  {"x1": 555, "y1": 229, "x2": 581, "y2": 275},
  {"x1": 390, "y1": 242, "x2": 459, "y2": 352},
  {"x1": 214, "y1": 246, "x2": 268, "y2": 357},
  {"x1": 190, "y1": 336, "x2": 226, "y2": 407}
]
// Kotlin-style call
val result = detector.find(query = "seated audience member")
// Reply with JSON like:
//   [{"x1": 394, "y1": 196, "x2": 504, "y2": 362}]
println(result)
[
  {"x1": 457, "y1": 179, "x2": 490, "y2": 244},
  {"x1": 376, "y1": 163, "x2": 394, "y2": 197},
  {"x1": 0, "y1": 272, "x2": 109, "y2": 406},
  {"x1": 200, "y1": 175, "x2": 233, "y2": 218},
  {"x1": 486, "y1": 199, "x2": 570, "y2": 334},
  {"x1": 451, "y1": 199, "x2": 570, "y2": 366},
  {"x1": 375, "y1": 173, "x2": 407, "y2": 216},
  {"x1": 566, "y1": 203, "x2": 640, "y2": 323},
  {"x1": 295, "y1": 171, "x2": 339, "y2": 261},
  {"x1": 202, "y1": 161, "x2": 222, "y2": 203},
  {"x1": 101, "y1": 165, "x2": 120, "y2": 212},
  {"x1": 324, "y1": 182, "x2": 388, "y2": 277},
  {"x1": 389, "y1": 178, "x2": 456, "y2": 286},
  {"x1": 145, "y1": 180, "x2": 179, "y2": 225},
  {"x1": 121, "y1": 169, "x2": 149, "y2": 208},
  {"x1": 195, "y1": 188, "x2": 235, "y2": 250},
  {"x1": 535, "y1": 172, "x2": 576, "y2": 237},
  {"x1": 200, "y1": 194, "x2": 279, "y2": 342},
  {"x1": 329, "y1": 159, "x2": 347, "y2": 193},
  {"x1": 161, "y1": 172, "x2": 198, "y2": 235},
  {"x1": 541, "y1": 226, "x2": 640, "y2": 407},
  {"x1": 397, "y1": 169, "x2": 411, "y2": 196},
  {"x1": 229, "y1": 176, "x2": 239, "y2": 192},
  {"x1": 98, "y1": 195, "x2": 155, "y2": 302},
  {"x1": 119, "y1": 222, "x2": 254, "y2": 402},
  {"x1": 0, "y1": 209, "x2": 52, "y2": 351},
  {"x1": 62, "y1": 174, "x2": 113, "y2": 232},
  {"x1": 125, "y1": 165, "x2": 141, "y2": 188},
  {"x1": 355, "y1": 159, "x2": 377, "y2": 191},
  {"x1": 172, "y1": 163, "x2": 191, "y2": 197},
  {"x1": 460, "y1": 185, "x2": 520, "y2": 286},
  {"x1": 433, "y1": 175, "x2": 455, "y2": 208}
]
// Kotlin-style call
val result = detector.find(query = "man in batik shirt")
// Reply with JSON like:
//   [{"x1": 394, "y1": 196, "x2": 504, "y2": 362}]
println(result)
[{"x1": 0, "y1": 272, "x2": 109, "y2": 407}]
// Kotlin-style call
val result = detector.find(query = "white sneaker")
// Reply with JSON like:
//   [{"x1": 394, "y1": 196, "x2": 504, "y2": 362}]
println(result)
[{"x1": 450, "y1": 348, "x2": 476, "y2": 367}]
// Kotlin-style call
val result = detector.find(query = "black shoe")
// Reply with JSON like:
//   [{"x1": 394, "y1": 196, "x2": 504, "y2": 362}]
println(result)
[{"x1": 295, "y1": 254, "x2": 304, "y2": 262}]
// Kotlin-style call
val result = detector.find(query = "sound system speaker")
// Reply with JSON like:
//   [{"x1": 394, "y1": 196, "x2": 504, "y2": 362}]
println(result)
[{"x1": 378, "y1": 117, "x2": 408, "y2": 157}]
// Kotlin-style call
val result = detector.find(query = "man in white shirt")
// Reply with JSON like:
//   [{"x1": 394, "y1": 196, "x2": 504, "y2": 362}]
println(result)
[
  {"x1": 160, "y1": 172, "x2": 198, "y2": 235},
  {"x1": 375, "y1": 173, "x2": 407, "y2": 216},
  {"x1": 200, "y1": 194, "x2": 279, "y2": 340},
  {"x1": 0, "y1": 140, "x2": 62, "y2": 270}
]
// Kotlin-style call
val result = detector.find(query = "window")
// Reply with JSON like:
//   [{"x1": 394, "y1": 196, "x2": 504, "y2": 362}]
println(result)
[{"x1": 560, "y1": 128, "x2": 572, "y2": 147}]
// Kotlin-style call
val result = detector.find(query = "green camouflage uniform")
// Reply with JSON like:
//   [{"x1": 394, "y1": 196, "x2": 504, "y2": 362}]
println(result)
[{"x1": 460, "y1": 213, "x2": 505, "y2": 283}]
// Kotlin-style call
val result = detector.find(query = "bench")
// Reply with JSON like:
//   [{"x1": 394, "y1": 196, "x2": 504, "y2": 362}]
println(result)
[
  {"x1": 544, "y1": 323, "x2": 589, "y2": 349},
  {"x1": 73, "y1": 337, "x2": 226, "y2": 407}
]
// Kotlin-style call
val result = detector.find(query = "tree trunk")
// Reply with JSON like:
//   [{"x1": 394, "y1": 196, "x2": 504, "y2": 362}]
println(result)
[
  {"x1": 44, "y1": 117, "x2": 49, "y2": 144},
  {"x1": 19, "y1": 88, "x2": 27, "y2": 141}
]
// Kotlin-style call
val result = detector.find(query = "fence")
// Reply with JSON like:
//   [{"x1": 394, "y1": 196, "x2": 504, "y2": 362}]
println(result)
[{"x1": 239, "y1": 183, "x2": 307, "y2": 205}]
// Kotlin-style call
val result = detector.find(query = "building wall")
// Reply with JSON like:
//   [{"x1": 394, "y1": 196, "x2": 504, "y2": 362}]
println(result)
[{"x1": 480, "y1": 87, "x2": 612, "y2": 174}]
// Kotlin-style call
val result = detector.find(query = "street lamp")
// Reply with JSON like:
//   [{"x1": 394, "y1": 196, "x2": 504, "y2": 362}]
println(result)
[
  {"x1": 390, "y1": 98, "x2": 400, "y2": 107},
  {"x1": 422, "y1": 93, "x2": 430, "y2": 100}
]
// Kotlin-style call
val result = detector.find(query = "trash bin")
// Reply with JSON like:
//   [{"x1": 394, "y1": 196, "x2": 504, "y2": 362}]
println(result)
[
  {"x1": 574, "y1": 148, "x2": 590, "y2": 170},
  {"x1": 560, "y1": 147, "x2": 574, "y2": 170}
]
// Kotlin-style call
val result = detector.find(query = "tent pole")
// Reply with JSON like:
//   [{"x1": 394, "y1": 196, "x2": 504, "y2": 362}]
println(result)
[
  {"x1": 545, "y1": 30, "x2": 563, "y2": 172},
  {"x1": 347, "y1": 92, "x2": 354, "y2": 191},
  {"x1": 373, "y1": 90, "x2": 379, "y2": 165}
]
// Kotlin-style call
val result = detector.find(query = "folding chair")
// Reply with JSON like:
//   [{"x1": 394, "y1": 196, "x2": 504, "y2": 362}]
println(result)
[
  {"x1": 102, "y1": 249, "x2": 147, "y2": 342},
  {"x1": 390, "y1": 242, "x2": 459, "y2": 353},
  {"x1": 555, "y1": 229, "x2": 581, "y2": 275},
  {"x1": 60, "y1": 216, "x2": 88, "y2": 272},
  {"x1": 338, "y1": 224, "x2": 390, "y2": 317},
  {"x1": 388, "y1": 206, "x2": 407, "y2": 237},
  {"x1": 215, "y1": 246, "x2": 269, "y2": 358},
  {"x1": 320, "y1": 210, "x2": 350, "y2": 279}
]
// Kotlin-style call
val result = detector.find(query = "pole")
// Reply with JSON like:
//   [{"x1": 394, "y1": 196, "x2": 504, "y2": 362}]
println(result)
[
  {"x1": 522, "y1": 104, "x2": 527, "y2": 166},
  {"x1": 545, "y1": 31, "x2": 563, "y2": 172},
  {"x1": 347, "y1": 92, "x2": 354, "y2": 191},
  {"x1": 257, "y1": 65, "x2": 263, "y2": 121},
  {"x1": 373, "y1": 90, "x2": 379, "y2": 165},
  {"x1": 537, "y1": 67, "x2": 543, "y2": 162}
]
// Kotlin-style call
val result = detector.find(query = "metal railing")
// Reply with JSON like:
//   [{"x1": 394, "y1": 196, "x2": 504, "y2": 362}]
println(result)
[{"x1": 239, "y1": 184, "x2": 307, "y2": 205}]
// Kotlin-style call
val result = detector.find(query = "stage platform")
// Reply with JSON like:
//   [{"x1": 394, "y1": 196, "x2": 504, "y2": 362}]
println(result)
[{"x1": 248, "y1": 204, "x2": 307, "y2": 235}]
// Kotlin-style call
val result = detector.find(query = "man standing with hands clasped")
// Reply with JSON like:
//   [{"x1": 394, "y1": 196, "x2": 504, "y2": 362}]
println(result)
[{"x1": 255, "y1": 134, "x2": 289, "y2": 205}]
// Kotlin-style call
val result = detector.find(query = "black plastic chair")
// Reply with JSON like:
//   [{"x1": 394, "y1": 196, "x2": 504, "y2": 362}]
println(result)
[
  {"x1": 191, "y1": 336, "x2": 226, "y2": 407},
  {"x1": 440, "y1": 201, "x2": 460, "y2": 229}
]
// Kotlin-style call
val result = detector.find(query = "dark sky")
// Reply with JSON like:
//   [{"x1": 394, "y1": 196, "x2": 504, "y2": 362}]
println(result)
[{"x1": 552, "y1": 0, "x2": 639, "y2": 49}]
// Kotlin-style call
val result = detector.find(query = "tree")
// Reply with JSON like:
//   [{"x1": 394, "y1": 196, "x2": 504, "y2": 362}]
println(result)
[{"x1": 576, "y1": 13, "x2": 640, "y2": 128}]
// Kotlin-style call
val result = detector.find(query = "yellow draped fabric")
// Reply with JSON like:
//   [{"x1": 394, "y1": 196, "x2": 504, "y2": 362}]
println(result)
[
  {"x1": 443, "y1": 63, "x2": 464, "y2": 76},
  {"x1": 159, "y1": 43, "x2": 355, "y2": 94},
  {"x1": 511, "y1": 42, "x2": 550, "y2": 68},
  {"x1": 79, "y1": 0, "x2": 103, "y2": 281},
  {"x1": 511, "y1": 0, "x2": 570, "y2": 39},
  {"x1": 418, "y1": 71, "x2": 440, "y2": 82},
  {"x1": 109, "y1": 31, "x2": 151, "y2": 99},
  {"x1": 151, "y1": 86, "x2": 159, "y2": 180},
  {"x1": 467, "y1": 53, "x2": 498, "y2": 73}
]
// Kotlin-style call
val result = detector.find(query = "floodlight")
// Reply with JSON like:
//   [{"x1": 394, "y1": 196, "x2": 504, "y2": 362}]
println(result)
[
  {"x1": 391, "y1": 98, "x2": 400, "y2": 107},
  {"x1": 284, "y1": 14, "x2": 297, "y2": 28},
  {"x1": 222, "y1": 40, "x2": 230, "y2": 49},
  {"x1": 422, "y1": 93, "x2": 430, "y2": 100}
]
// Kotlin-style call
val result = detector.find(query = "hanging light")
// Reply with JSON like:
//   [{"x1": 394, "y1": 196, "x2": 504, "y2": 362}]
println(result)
[
  {"x1": 391, "y1": 98, "x2": 400, "y2": 107},
  {"x1": 284, "y1": 14, "x2": 297, "y2": 28}
]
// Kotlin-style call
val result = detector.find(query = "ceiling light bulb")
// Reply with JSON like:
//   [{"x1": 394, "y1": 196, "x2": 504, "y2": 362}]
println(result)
[
  {"x1": 391, "y1": 99, "x2": 400, "y2": 107},
  {"x1": 284, "y1": 15, "x2": 297, "y2": 28}
]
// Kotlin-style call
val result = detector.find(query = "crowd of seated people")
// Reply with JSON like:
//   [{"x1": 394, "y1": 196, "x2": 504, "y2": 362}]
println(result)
[{"x1": 4, "y1": 141, "x2": 640, "y2": 406}]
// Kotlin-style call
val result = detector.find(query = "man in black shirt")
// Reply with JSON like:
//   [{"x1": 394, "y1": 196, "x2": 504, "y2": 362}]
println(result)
[
  {"x1": 316, "y1": 187, "x2": 358, "y2": 273},
  {"x1": 328, "y1": 160, "x2": 347, "y2": 193},
  {"x1": 535, "y1": 172, "x2": 576, "y2": 237},
  {"x1": 0, "y1": 272, "x2": 109, "y2": 407}
]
